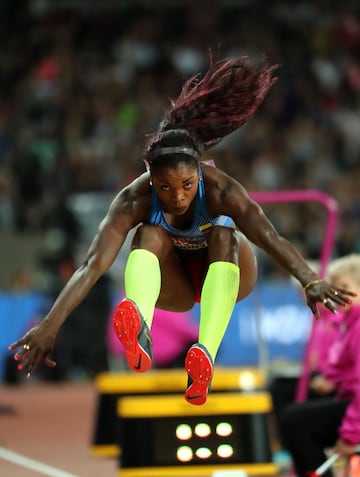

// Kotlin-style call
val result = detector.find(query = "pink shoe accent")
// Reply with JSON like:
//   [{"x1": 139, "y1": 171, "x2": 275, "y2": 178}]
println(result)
[{"x1": 113, "y1": 299, "x2": 152, "y2": 373}]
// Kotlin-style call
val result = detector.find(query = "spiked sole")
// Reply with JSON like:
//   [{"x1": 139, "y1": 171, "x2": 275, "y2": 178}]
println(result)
[
  {"x1": 113, "y1": 299, "x2": 152, "y2": 373},
  {"x1": 184, "y1": 345, "x2": 213, "y2": 405}
]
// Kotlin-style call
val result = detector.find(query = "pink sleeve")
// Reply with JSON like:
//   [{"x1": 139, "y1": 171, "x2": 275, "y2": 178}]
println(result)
[
  {"x1": 307, "y1": 310, "x2": 342, "y2": 373},
  {"x1": 338, "y1": 323, "x2": 360, "y2": 445}
]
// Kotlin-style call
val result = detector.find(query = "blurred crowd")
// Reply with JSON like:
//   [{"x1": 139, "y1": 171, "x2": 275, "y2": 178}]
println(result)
[{"x1": 1, "y1": 0, "x2": 360, "y2": 269}]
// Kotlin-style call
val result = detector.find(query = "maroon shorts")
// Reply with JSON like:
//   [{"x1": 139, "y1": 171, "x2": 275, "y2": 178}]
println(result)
[{"x1": 181, "y1": 255, "x2": 207, "y2": 303}]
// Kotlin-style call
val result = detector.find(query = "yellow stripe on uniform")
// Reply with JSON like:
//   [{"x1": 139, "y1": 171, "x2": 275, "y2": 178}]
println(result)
[{"x1": 199, "y1": 223, "x2": 212, "y2": 231}]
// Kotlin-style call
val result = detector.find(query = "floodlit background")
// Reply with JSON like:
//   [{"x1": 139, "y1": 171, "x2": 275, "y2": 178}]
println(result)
[{"x1": 1, "y1": 0, "x2": 360, "y2": 475}]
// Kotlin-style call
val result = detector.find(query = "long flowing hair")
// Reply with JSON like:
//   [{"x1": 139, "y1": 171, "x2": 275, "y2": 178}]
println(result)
[{"x1": 144, "y1": 55, "x2": 278, "y2": 158}]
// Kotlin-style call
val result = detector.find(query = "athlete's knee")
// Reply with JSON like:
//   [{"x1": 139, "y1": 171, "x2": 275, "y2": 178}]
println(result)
[
  {"x1": 132, "y1": 224, "x2": 171, "y2": 251},
  {"x1": 208, "y1": 226, "x2": 239, "y2": 246},
  {"x1": 207, "y1": 226, "x2": 240, "y2": 260}
]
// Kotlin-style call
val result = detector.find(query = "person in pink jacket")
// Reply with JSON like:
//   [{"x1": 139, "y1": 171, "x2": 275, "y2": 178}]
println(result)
[
  {"x1": 300, "y1": 304, "x2": 343, "y2": 395},
  {"x1": 280, "y1": 253, "x2": 360, "y2": 477}
]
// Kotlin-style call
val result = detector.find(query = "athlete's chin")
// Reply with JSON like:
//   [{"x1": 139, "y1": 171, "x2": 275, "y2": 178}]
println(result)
[{"x1": 172, "y1": 207, "x2": 188, "y2": 215}]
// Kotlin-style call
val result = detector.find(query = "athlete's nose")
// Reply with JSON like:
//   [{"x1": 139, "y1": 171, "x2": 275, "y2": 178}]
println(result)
[{"x1": 172, "y1": 190, "x2": 185, "y2": 205}]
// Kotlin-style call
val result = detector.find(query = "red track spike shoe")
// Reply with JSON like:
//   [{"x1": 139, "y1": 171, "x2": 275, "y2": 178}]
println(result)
[
  {"x1": 113, "y1": 299, "x2": 152, "y2": 373},
  {"x1": 184, "y1": 343, "x2": 213, "y2": 405}
]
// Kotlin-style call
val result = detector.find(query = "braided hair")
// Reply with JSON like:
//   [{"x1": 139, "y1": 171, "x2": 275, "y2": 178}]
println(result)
[{"x1": 144, "y1": 55, "x2": 278, "y2": 170}]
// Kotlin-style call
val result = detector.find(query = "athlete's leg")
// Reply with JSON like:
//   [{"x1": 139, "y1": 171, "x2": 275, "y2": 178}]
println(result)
[
  {"x1": 199, "y1": 226, "x2": 257, "y2": 360},
  {"x1": 129, "y1": 224, "x2": 197, "y2": 313},
  {"x1": 113, "y1": 225, "x2": 197, "y2": 372},
  {"x1": 185, "y1": 226, "x2": 257, "y2": 404}
]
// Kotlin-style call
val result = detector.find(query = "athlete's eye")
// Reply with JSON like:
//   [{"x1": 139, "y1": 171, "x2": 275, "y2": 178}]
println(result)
[
  {"x1": 161, "y1": 185, "x2": 170, "y2": 191},
  {"x1": 184, "y1": 182, "x2": 192, "y2": 189}
]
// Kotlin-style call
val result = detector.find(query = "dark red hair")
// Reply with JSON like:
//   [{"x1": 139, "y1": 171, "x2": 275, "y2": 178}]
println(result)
[{"x1": 145, "y1": 55, "x2": 278, "y2": 158}]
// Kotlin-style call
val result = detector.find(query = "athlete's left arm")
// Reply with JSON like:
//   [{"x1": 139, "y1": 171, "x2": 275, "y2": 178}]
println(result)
[{"x1": 208, "y1": 172, "x2": 355, "y2": 315}]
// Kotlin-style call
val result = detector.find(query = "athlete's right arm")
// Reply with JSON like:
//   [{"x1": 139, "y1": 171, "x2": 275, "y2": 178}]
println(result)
[
  {"x1": 8, "y1": 176, "x2": 151, "y2": 375},
  {"x1": 43, "y1": 185, "x2": 146, "y2": 330}
]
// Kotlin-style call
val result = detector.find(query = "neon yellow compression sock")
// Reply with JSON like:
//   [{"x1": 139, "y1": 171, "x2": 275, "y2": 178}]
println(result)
[
  {"x1": 124, "y1": 249, "x2": 161, "y2": 328},
  {"x1": 198, "y1": 261, "x2": 240, "y2": 361}
]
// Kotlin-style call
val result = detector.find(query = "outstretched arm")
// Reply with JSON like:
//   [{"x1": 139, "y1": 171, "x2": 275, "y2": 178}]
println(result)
[
  {"x1": 210, "y1": 173, "x2": 356, "y2": 316},
  {"x1": 9, "y1": 181, "x2": 149, "y2": 376}
]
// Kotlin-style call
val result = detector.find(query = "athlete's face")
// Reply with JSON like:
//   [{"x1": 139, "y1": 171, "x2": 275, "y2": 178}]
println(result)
[{"x1": 151, "y1": 163, "x2": 200, "y2": 215}]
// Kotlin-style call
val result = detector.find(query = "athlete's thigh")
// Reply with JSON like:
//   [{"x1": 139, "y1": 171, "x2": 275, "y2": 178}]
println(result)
[{"x1": 156, "y1": 249, "x2": 196, "y2": 312}]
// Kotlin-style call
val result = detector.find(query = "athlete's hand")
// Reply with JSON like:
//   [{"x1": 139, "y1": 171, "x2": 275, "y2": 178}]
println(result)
[
  {"x1": 8, "y1": 321, "x2": 57, "y2": 378},
  {"x1": 303, "y1": 279, "x2": 356, "y2": 317}
]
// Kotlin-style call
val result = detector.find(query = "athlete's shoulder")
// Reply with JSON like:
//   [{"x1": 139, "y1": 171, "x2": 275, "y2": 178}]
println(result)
[
  {"x1": 200, "y1": 162, "x2": 237, "y2": 192},
  {"x1": 116, "y1": 172, "x2": 151, "y2": 199},
  {"x1": 200, "y1": 162, "x2": 250, "y2": 216},
  {"x1": 110, "y1": 172, "x2": 152, "y2": 220}
]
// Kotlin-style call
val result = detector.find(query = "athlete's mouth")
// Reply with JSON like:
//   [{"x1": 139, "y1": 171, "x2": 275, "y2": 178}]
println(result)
[{"x1": 173, "y1": 206, "x2": 187, "y2": 214}]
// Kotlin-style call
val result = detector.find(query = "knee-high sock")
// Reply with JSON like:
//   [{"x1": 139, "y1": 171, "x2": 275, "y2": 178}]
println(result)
[
  {"x1": 199, "y1": 261, "x2": 240, "y2": 361},
  {"x1": 124, "y1": 249, "x2": 161, "y2": 328}
]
